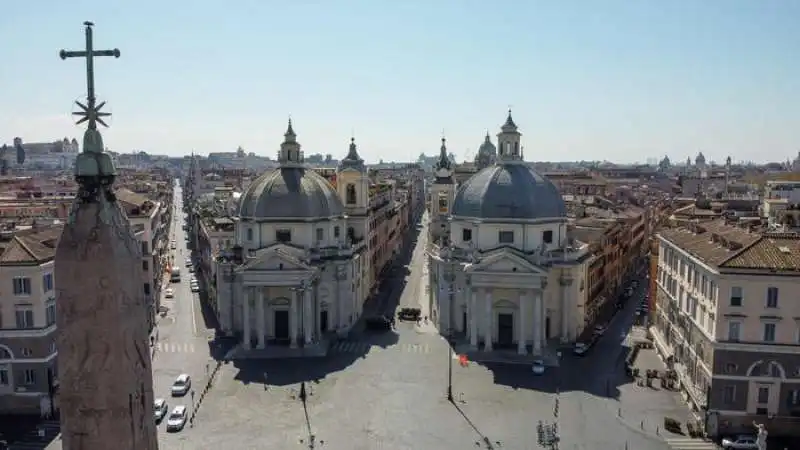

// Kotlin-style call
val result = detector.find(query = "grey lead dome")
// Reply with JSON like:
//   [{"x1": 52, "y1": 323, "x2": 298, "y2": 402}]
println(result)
[
  {"x1": 451, "y1": 162, "x2": 566, "y2": 220},
  {"x1": 238, "y1": 167, "x2": 344, "y2": 219}
]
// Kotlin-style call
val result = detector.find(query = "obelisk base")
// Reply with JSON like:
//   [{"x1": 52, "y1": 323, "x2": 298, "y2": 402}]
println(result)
[{"x1": 55, "y1": 198, "x2": 158, "y2": 450}]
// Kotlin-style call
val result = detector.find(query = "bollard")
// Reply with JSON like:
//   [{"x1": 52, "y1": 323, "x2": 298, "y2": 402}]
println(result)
[
  {"x1": 618, "y1": 407, "x2": 621, "y2": 417},
  {"x1": 640, "y1": 420, "x2": 644, "y2": 429},
  {"x1": 656, "y1": 426, "x2": 659, "y2": 435}
]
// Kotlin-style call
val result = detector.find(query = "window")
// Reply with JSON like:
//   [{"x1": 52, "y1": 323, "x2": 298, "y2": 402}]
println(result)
[
  {"x1": 42, "y1": 273, "x2": 53, "y2": 292},
  {"x1": 723, "y1": 385, "x2": 736, "y2": 404},
  {"x1": 757, "y1": 386, "x2": 770, "y2": 404},
  {"x1": 334, "y1": 226, "x2": 340, "y2": 238},
  {"x1": 144, "y1": 283, "x2": 151, "y2": 296},
  {"x1": 0, "y1": 367, "x2": 8, "y2": 386},
  {"x1": 315, "y1": 228, "x2": 324, "y2": 243},
  {"x1": 142, "y1": 260, "x2": 149, "y2": 271},
  {"x1": 14, "y1": 307, "x2": 34, "y2": 329},
  {"x1": 276, "y1": 229, "x2": 291, "y2": 243},
  {"x1": 246, "y1": 228, "x2": 253, "y2": 241},
  {"x1": 727, "y1": 321, "x2": 741, "y2": 341},
  {"x1": 498, "y1": 231, "x2": 514, "y2": 244},
  {"x1": 766, "y1": 287, "x2": 779, "y2": 308},
  {"x1": 141, "y1": 241, "x2": 149, "y2": 255},
  {"x1": 542, "y1": 230, "x2": 553, "y2": 244},
  {"x1": 763, "y1": 323, "x2": 776, "y2": 342},
  {"x1": 21, "y1": 348, "x2": 32, "y2": 357},
  {"x1": 45, "y1": 299, "x2": 56, "y2": 326},
  {"x1": 23, "y1": 369, "x2": 35, "y2": 385},
  {"x1": 462, "y1": 229, "x2": 472, "y2": 242},
  {"x1": 12, "y1": 277, "x2": 31, "y2": 295},
  {"x1": 789, "y1": 389, "x2": 800, "y2": 406},
  {"x1": 724, "y1": 363, "x2": 737, "y2": 374},
  {"x1": 49, "y1": 341, "x2": 56, "y2": 354},
  {"x1": 730, "y1": 286, "x2": 743, "y2": 306},
  {"x1": 346, "y1": 184, "x2": 356, "y2": 204}
]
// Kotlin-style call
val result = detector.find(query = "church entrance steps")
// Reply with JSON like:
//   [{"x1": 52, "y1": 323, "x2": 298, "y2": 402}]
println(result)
[{"x1": 328, "y1": 341, "x2": 431, "y2": 355}]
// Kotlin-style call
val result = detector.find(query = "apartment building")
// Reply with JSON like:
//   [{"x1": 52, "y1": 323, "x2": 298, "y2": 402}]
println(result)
[
  {"x1": 0, "y1": 225, "x2": 61, "y2": 414},
  {"x1": 116, "y1": 188, "x2": 166, "y2": 330},
  {"x1": 653, "y1": 220, "x2": 800, "y2": 437}
]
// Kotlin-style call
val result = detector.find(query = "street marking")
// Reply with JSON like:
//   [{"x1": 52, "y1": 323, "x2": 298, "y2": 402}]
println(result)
[
  {"x1": 155, "y1": 342, "x2": 196, "y2": 353},
  {"x1": 664, "y1": 438, "x2": 720, "y2": 449}
]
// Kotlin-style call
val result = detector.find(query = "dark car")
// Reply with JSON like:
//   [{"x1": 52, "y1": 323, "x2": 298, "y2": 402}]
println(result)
[
  {"x1": 397, "y1": 307, "x2": 421, "y2": 321},
  {"x1": 365, "y1": 315, "x2": 392, "y2": 332}
]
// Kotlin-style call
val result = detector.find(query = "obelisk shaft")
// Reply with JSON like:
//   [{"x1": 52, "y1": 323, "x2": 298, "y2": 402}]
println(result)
[{"x1": 55, "y1": 198, "x2": 158, "y2": 450}]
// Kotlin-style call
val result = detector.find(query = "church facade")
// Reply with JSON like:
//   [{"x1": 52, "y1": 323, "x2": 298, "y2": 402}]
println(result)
[
  {"x1": 428, "y1": 112, "x2": 591, "y2": 355},
  {"x1": 215, "y1": 121, "x2": 370, "y2": 355}
]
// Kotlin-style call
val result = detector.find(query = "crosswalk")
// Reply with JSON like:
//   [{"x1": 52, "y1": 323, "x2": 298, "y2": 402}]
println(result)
[
  {"x1": 329, "y1": 341, "x2": 431, "y2": 355},
  {"x1": 155, "y1": 342, "x2": 196, "y2": 354},
  {"x1": 664, "y1": 437, "x2": 720, "y2": 449}
]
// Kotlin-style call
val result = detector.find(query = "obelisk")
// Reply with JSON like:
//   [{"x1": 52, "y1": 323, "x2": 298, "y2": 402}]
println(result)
[{"x1": 54, "y1": 22, "x2": 158, "y2": 450}]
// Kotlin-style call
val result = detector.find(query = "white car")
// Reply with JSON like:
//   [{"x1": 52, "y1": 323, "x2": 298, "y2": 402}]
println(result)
[
  {"x1": 165, "y1": 405, "x2": 188, "y2": 431},
  {"x1": 190, "y1": 284, "x2": 200, "y2": 293},
  {"x1": 164, "y1": 288, "x2": 174, "y2": 299},
  {"x1": 185, "y1": 259, "x2": 192, "y2": 267},
  {"x1": 721, "y1": 435, "x2": 758, "y2": 449},
  {"x1": 170, "y1": 241, "x2": 176, "y2": 249},
  {"x1": 531, "y1": 360, "x2": 546, "y2": 375},
  {"x1": 153, "y1": 398, "x2": 168, "y2": 422},
  {"x1": 572, "y1": 342, "x2": 589, "y2": 356},
  {"x1": 170, "y1": 373, "x2": 191, "y2": 396},
  {"x1": 594, "y1": 325, "x2": 606, "y2": 336}
]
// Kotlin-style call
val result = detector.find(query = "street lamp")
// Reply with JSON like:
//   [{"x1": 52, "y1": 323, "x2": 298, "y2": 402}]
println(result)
[{"x1": 443, "y1": 275, "x2": 464, "y2": 403}]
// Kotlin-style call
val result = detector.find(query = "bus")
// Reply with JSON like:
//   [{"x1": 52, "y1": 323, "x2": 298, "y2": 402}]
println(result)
[{"x1": 170, "y1": 267, "x2": 181, "y2": 283}]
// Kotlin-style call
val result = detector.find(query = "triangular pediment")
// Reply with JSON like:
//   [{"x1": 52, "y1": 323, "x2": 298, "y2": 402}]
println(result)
[
  {"x1": 240, "y1": 244, "x2": 311, "y2": 272},
  {"x1": 466, "y1": 249, "x2": 544, "y2": 275}
]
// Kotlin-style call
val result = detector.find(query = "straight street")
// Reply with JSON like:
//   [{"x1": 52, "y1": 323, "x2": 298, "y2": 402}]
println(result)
[{"x1": 151, "y1": 182, "x2": 218, "y2": 449}]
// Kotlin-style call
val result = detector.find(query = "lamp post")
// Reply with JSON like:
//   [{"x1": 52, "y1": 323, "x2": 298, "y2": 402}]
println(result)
[{"x1": 444, "y1": 272, "x2": 464, "y2": 403}]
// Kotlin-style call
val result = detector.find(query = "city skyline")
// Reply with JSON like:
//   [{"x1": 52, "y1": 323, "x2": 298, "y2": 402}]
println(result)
[{"x1": 2, "y1": 1, "x2": 799, "y2": 163}]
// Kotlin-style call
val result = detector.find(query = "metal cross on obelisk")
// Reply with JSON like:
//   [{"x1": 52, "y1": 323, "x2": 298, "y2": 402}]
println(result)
[
  {"x1": 60, "y1": 21, "x2": 120, "y2": 131},
  {"x1": 59, "y1": 21, "x2": 121, "y2": 202}
]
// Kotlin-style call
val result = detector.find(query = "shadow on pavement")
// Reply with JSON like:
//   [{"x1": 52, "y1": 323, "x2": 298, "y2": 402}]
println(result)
[{"x1": 224, "y1": 330, "x2": 400, "y2": 387}]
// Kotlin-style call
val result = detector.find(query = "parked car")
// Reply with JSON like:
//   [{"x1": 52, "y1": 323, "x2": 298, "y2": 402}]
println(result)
[
  {"x1": 721, "y1": 435, "x2": 758, "y2": 449},
  {"x1": 154, "y1": 398, "x2": 168, "y2": 423},
  {"x1": 190, "y1": 284, "x2": 200, "y2": 293},
  {"x1": 593, "y1": 325, "x2": 606, "y2": 336},
  {"x1": 165, "y1": 405, "x2": 188, "y2": 432},
  {"x1": 572, "y1": 342, "x2": 589, "y2": 356},
  {"x1": 531, "y1": 360, "x2": 546, "y2": 375},
  {"x1": 164, "y1": 288, "x2": 174, "y2": 299},
  {"x1": 170, "y1": 374, "x2": 191, "y2": 396}
]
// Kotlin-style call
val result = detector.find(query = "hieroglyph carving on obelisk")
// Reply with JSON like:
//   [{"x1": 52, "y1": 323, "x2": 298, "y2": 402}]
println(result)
[{"x1": 54, "y1": 21, "x2": 158, "y2": 450}]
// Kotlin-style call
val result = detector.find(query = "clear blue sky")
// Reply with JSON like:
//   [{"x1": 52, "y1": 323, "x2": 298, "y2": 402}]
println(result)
[{"x1": 2, "y1": 1, "x2": 799, "y2": 163}]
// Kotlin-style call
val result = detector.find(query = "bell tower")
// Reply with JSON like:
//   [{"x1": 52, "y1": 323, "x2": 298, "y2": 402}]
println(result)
[{"x1": 429, "y1": 137, "x2": 455, "y2": 244}]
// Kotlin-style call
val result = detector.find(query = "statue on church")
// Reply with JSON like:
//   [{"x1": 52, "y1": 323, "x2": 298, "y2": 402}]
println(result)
[{"x1": 753, "y1": 421, "x2": 767, "y2": 450}]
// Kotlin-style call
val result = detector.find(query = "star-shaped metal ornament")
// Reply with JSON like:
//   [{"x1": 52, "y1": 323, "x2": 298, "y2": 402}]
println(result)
[{"x1": 72, "y1": 98, "x2": 111, "y2": 128}]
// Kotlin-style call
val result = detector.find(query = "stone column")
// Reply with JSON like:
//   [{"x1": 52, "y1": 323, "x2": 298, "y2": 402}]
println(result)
[
  {"x1": 256, "y1": 287, "x2": 266, "y2": 349},
  {"x1": 560, "y1": 277, "x2": 573, "y2": 343},
  {"x1": 289, "y1": 288, "x2": 299, "y2": 348},
  {"x1": 518, "y1": 290, "x2": 527, "y2": 355},
  {"x1": 243, "y1": 287, "x2": 252, "y2": 349},
  {"x1": 484, "y1": 289, "x2": 493, "y2": 351},
  {"x1": 314, "y1": 284, "x2": 322, "y2": 338},
  {"x1": 304, "y1": 287, "x2": 313, "y2": 344},
  {"x1": 469, "y1": 288, "x2": 478, "y2": 349},
  {"x1": 533, "y1": 290, "x2": 542, "y2": 355}
]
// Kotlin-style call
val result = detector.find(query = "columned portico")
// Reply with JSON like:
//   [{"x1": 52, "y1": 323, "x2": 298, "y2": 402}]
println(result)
[
  {"x1": 518, "y1": 290, "x2": 527, "y2": 355},
  {"x1": 243, "y1": 289, "x2": 252, "y2": 349},
  {"x1": 289, "y1": 289, "x2": 299, "y2": 348},
  {"x1": 533, "y1": 290, "x2": 543, "y2": 355},
  {"x1": 484, "y1": 289, "x2": 493, "y2": 351},
  {"x1": 257, "y1": 287, "x2": 266, "y2": 349},
  {"x1": 560, "y1": 277, "x2": 572, "y2": 343},
  {"x1": 469, "y1": 288, "x2": 478, "y2": 350},
  {"x1": 303, "y1": 287, "x2": 313, "y2": 345}
]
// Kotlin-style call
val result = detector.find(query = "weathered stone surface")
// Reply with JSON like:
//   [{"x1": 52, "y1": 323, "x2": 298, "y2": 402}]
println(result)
[{"x1": 55, "y1": 198, "x2": 158, "y2": 450}]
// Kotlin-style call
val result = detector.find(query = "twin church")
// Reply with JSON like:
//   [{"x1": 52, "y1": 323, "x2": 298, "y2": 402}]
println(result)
[{"x1": 215, "y1": 112, "x2": 591, "y2": 358}]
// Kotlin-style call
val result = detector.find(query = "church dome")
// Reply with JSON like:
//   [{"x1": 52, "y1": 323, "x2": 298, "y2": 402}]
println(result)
[
  {"x1": 478, "y1": 133, "x2": 496, "y2": 156},
  {"x1": 239, "y1": 167, "x2": 344, "y2": 220},
  {"x1": 451, "y1": 162, "x2": 565, "y2": 220}
]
